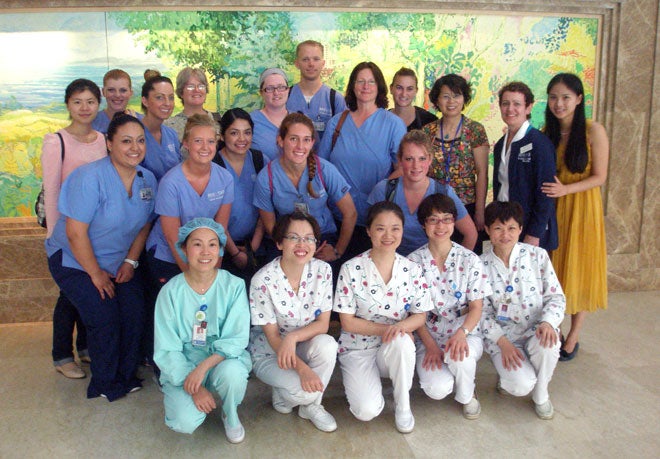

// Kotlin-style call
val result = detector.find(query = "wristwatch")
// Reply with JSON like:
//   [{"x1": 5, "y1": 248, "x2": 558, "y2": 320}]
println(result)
[
  {"x1": 123, "y1": 258, "x2": 139, "y2": 269},
  {"x1": 461, "y1": 326, "x2": 470, "y2": 337}
]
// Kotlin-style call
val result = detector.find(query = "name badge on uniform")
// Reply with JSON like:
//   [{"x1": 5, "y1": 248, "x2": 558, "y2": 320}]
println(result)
[
  {"x1": 294, "y1": 202, "x2": 309, "y2": 214},
  {"x1": 192, "y1": 305, "x2": 208, "y2": 346},
  {"x1": 192, "y1": 321, "x2": 207, "y2": 347},
  {"x1": 139, "y1": 187, "x2": 154, "y2": 201}
]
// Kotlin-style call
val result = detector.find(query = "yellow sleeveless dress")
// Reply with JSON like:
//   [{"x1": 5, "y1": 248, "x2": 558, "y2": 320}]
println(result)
[{"x1": 551, "y1": 121, "x2": 607, "y2": 314}]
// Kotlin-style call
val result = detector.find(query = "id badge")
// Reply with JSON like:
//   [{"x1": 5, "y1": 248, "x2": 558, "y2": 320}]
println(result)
[
  {"x1": 313, "y1": 120, "x2": 326, "y2": 132},
  {"x1": 294, "y1": 202, "x2": 309, "y2": 214},
  {"x1": 192, "y1": 321, "x2": 207, "y2": 347},
  {"x1": 497, "y1": 297, "x2": 511, "y2": 322},
  {"x1": 139, "y1": 187, "x2": 154, "y2": 201}
]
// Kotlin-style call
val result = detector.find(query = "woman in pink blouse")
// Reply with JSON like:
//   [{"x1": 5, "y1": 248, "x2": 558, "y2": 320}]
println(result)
[{"x1": 40, "y1": 78, "x2": 107, "y2": 379}]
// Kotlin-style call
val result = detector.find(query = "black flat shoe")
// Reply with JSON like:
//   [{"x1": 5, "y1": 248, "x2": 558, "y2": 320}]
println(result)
[{"x1": 559, "y1": 342, "x2": 579, "y2": 361}]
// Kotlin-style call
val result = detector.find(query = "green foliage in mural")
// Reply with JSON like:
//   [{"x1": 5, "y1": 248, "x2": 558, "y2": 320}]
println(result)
[
  {"x1": 0, "y1": 10, "x2": 599, "y2": 218},
  {"x1": 111, "y1": 11, "x2": 296, "y2": 111}
]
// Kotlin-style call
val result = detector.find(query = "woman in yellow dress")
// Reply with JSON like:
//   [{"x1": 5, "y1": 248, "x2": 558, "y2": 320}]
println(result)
[{"x1": 541, "y1": 73, "x2": 609, "y2": 361}]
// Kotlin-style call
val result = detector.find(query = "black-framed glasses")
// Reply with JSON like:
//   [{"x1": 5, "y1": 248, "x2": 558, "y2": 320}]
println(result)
[{"x1": 425, "y1": 216, "x2": 455, "y2": 225}]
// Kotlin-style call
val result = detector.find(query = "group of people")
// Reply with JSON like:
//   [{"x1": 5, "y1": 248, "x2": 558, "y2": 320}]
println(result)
[{"x1": 40, "y1": 39, "x2": 609, "y2": 443}]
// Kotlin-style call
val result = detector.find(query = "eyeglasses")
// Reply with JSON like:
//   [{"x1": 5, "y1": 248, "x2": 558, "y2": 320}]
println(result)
[
  {"x1": 425, "y1": 216, "x2": 455, "y2": 225},
  {"x1": 184, "y1": 84, "x2": 207, "y2": 92},
  {"x1": 356, "y1": 79, "x2": 377, "y2": 86},
  {"x1": 263, "y1": 85, "x2": 289, "y2": 94},
  {"x1": 283, "y1": 234, "x2": 317, "y2": 244}
]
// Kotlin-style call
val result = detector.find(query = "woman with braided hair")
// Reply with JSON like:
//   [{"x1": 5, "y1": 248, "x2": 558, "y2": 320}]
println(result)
[{"x1": 253, "y1": 113, "x2": 357, "y2": 264}]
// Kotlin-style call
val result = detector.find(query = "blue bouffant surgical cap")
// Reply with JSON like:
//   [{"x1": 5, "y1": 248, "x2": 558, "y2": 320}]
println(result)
[{"x1": 175, "y1": 218, "x2": 227, "y2": 262}]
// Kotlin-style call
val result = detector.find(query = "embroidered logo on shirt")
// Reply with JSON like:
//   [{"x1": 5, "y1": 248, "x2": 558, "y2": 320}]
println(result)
[{"x1": 518, "y1": 143, "x2": 533, "y2": 163}]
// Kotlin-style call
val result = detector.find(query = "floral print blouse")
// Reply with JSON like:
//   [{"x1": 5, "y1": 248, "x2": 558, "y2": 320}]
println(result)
[{"x1": 423, "y1": 115, "x2": 489, "y2": 205}]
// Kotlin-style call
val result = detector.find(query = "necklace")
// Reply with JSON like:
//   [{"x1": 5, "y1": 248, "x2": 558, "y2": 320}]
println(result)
[{"x1": 438, "y1": 116, "x2": 463, "y2": 184}]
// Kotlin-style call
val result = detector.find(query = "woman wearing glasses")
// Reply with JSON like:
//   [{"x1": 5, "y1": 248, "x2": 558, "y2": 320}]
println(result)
[
  {"x1": 248, "y1": 212, "x2": 338, "y2": 433},
  {"x1": 318, "y1": 62, "x2": 407, "y2": 257},
  {"x1": 367, "y1": 130, "x2": 476, "y2": 256},
  {"x1": 253, "y1": 113, "x2": 356, "y2": 265},
  {"x1": 251, "y1": 68, "x2": 290, "y2": 162},
  {"x1": 164, "y1": 67, "x2": 220, "y2": 146},
  {"x1": 408, "y1": 194, "x2": 490, "y2": 420}
]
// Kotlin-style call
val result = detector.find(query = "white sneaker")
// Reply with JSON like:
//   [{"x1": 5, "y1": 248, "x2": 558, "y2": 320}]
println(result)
[
  {"x1": 395, "y1": 410, "x2": 415, "y2": 434},
  {"x1": 272, "y1": 388, "x2": 293, "y2": 414},
  {"x1": 462, "y1": 396, "x2": 481, "y2": 420},
  {"x1": 535, "y1": 399, "x2": 554, "y2": 420},
  {"x1": 298, "y1": 404, "x2": 337, "y2": 432},
  {"x1": 222, "y1": 413, "x2": 246, "y2": 443}
]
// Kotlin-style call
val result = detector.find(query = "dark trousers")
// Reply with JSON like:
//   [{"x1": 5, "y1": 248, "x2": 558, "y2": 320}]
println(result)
[
  {"x1": 144, "y1": 248, "x2": 181, "y2": 367},
  {"x1": 48, "y1": 250, "x2": 145, "y2": 401},
  {"x1": 52, "y1": 291, "x2": 88, "y2": 364}
]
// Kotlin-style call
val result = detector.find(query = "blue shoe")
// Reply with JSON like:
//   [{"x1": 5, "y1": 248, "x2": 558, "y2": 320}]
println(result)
[{"x1": 559, "y1": 342, "x2": 579, "y2": 361}]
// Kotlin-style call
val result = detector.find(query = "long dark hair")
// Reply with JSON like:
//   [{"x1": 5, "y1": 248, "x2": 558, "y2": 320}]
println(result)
[{"x1": 545, "y1": 73, "x2": 588, "y2": 173}]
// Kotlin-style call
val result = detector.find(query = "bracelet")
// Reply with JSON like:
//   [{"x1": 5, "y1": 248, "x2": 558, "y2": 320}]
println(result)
[{"x1": 333, "y1": 248, "x2": 341, "y2": 259}]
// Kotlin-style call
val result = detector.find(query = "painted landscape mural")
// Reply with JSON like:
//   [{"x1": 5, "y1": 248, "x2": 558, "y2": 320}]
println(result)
[{"x1": 0, "y1": 10, "x2": 598, "y2": 218}]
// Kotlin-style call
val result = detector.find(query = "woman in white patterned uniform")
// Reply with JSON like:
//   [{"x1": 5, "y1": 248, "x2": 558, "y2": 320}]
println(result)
[
  {"x1": 333, "y1": 201, "x2": 431, "y2": 434},
  {"x1": 249, "y1": 211, "x2": 338, "y2": 432},
  {"x1": 408, "y1": 194, "x2": 491, "y2": 419}
]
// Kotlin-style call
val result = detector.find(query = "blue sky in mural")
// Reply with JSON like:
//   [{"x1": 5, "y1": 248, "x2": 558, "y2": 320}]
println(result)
[{"x1": 0, "y1": 13, "x2": 163, "y2": 109}]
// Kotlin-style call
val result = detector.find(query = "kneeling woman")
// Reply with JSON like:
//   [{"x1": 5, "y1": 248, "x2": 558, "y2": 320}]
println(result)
[
  {"x1": 408, "y1": 194, "x2": 491, "y2": 420},
  {"x1": 249, "y1": 212, "x2": 338, "y2": 433},
  {"x1": 154, "y1": 218, "x2": 251, "y2": 443},
  {"x1": 333, "y1": 201, "x2": 431, "y2": 433}
]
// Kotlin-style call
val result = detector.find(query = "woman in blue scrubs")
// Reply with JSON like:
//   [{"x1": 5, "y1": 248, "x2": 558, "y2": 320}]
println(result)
[
  {"x1": 254, "y1": 113, "x2": 357, "y2": 265},
  {"x1": 140, "y1": 70, "x2": 181, "y2": 181},
  {"x1": 145, "y1": 114, "x2": 236, "y2": 363},
  {"x1": 367, "y1": 130, "x2": 477, "y2": 255},
  {"x1": 214, "y1": 108, "x2": 266, "y2": 281},
  {"x1": 317, "y1": 62, "x2": 406, "y2": 258},
  {"x1": 46, "y1": 114, "x2": 157, "y2": 401}
]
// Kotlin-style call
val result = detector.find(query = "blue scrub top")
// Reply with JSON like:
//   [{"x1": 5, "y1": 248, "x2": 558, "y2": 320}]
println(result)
[
  {"x1": 286, "y1": 84, "x2": 347, "y2": 139},
  {"x1": 253, "y1": 157, "x2": 350, "y2": 236},
  {"x1": 141, "y1": 124, "x2": 182, "y2": 181},
  {"x1": 367, "y1": 178, "x2": 468, "y2": 256},
  {"x1": 46, "y1": 156, "x2": 157, "y2": 275},
  {"x1": 92, "y1": 111, "x2": 143, "y2": 134},
  {"x1": 318, "y1": 108, "x2": 406, "y2": 226},
  {"x1": 249, "y1": 110, "x2": 280, "y2": 162},
  {"x1": 146, "y1": 163, "x2": 235, "y2": 263},
  {"x1": 219, "y1": 150, "x2": 261, "y2": 242}
]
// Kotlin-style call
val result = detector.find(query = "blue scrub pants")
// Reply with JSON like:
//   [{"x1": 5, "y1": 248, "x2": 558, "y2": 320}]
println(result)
[
  {"x1": 162, "y1": 358, "x2": 249, "y2": 434},
  {"x1": 48, "y1": 250, "x2": 145, "y2": 401},
  {"x1": 52, "y1": 290, "x2": 88, "y2": 365}
]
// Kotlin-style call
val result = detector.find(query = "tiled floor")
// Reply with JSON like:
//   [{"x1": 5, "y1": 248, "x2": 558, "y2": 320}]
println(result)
[{"x1": 1, "y1": 291, "x2": 659, "y2": 458}]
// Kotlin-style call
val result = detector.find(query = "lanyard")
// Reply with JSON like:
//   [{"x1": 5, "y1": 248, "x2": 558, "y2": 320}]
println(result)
[{"x1": 439, "y1": 115, "x2": 463, "y2": 184}]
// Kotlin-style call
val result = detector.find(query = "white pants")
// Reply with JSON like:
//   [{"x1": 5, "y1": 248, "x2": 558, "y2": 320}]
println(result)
[
  {"x1": 490, "y1": 333, "x2": 560, "y2": 404},
  {"x1": 253, "y1": 334, "x2": 337, "y2": 407},
  {"x1": 416, "y1": 335, "x2": 483, "y2": 404},
  {"x1": 339, "y1": 334, "x2": 416, "y2": 421}
]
